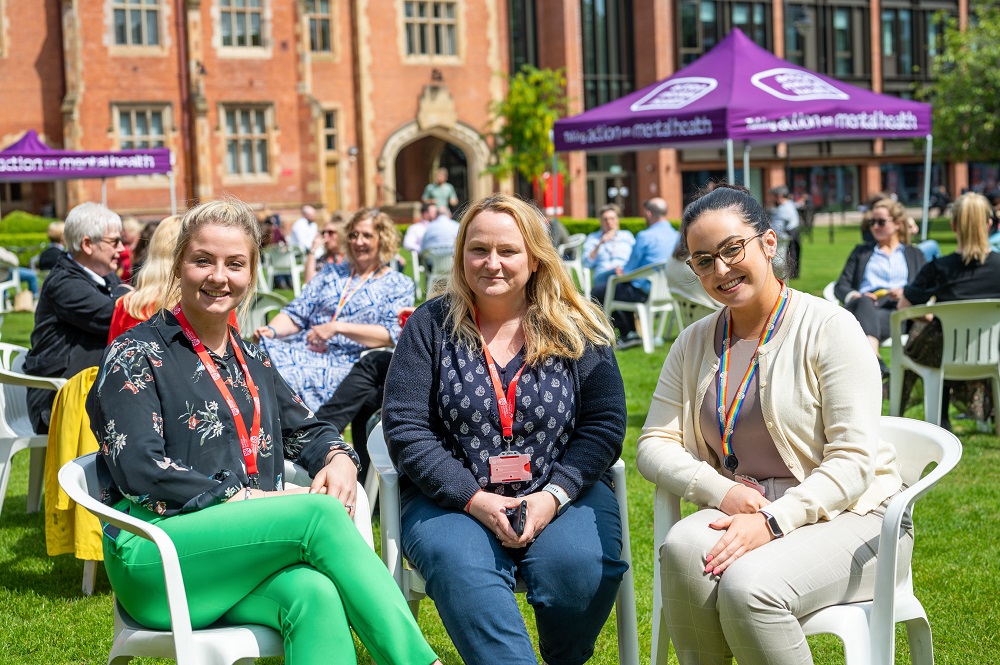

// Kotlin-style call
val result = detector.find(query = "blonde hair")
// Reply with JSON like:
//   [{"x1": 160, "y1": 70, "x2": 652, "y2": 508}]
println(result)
[
  {"x1": 123, "y1": 215, "x2": 183, "y2": 319},
  {"x1": 159, "y1": 198, "x2": 262, "y2": 323},
  {"x1": 442, "y1": 193, "x2": 614, "y2": 364},
  {"x1": 952, "y1": 192, "x2": 992, "y2": 265},
  {"x1": 342, "y1": 207, "x2": 400, "y2": 267},
  {"x1": 872, "y1": 198, "x2": 909, "y2": 244}
]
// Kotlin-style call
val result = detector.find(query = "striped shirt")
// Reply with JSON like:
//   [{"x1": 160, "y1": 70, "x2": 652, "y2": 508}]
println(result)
[{"x1": 858, "y1": 244, "x2": 910, "y2": 293}]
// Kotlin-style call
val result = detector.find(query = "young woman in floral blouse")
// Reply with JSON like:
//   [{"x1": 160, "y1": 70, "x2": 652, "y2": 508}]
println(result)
[{"x1": 87, "y1": 198, "x2": 438, "y2": 665}]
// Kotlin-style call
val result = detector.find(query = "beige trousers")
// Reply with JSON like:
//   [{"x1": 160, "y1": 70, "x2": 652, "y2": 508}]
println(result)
[{"x1": 660, "y1": 499, "x2": 912, "y2": 665}]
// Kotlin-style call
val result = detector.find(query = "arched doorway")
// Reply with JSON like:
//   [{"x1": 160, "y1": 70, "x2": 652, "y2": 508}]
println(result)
[
  {"x1": 380, "y1": 122, "x2": 492, "y2": 215},
  {"x1": 395, "y1": 136, "x2": 468, "y2": 212}
]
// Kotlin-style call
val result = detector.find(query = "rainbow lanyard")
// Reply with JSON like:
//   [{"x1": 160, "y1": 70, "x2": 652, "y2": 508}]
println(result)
[
  {"x1": 332, "y1": 270, "x2": 376, "y2": 321},
  {"x1": 717, "y1": 283, "x2": 789, "y2": 474}
]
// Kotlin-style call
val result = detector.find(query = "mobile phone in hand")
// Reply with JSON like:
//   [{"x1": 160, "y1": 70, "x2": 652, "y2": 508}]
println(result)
[{"x1": 506, "y1": 500, "x2": 528, "y2": 537}]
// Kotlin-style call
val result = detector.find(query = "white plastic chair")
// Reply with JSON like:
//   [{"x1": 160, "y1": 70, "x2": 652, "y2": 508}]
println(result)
[
  {"x1": 823, "y1": 281, "x2": 839, "y2": 304},
  {"x1": 651, "y1": 416, "x2": 962, "y2": 665},
  {"x1": 261, "y1": 244, "x2": 304, "y2": 296},
  {"x1": 58, "y1": 452, "x2": 373, "y2": 665},
  {"x1": 409, "y1": 249, "x2": 424, "y2": 300},
  {"x1": 671, "y1": 292, "x2": 717, "y2": 332},
  {"x1": 889, "y1": 299, "x2": 1000, "y2": 430},
  {"x1": 237, "y1": 292, "x2": 288, "y2": 340},
  {"x1": 0, "y1": 343, "x2": 66, "y2": 518},
  {"x1": 420, "y1": 247, "x2": 454, "y2": 297},
  {"x1": 557, "y1": 233, "x2": 592, "y2": 299},
  {"x1": 370, "y1": 422, "x2": 640, "y2": 665},
  {"x1": 603, "y1": 262, "x2": 679, "y2": 353}
]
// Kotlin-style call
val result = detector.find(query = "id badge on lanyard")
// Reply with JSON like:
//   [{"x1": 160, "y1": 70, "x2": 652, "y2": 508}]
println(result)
[{"x1": 489, "y1": 452, "x2": 532, "y2": 484}]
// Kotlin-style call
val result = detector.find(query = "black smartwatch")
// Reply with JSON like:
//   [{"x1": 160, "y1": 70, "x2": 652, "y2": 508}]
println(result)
[{"x1": 759, "y1": 510, "x2": 784, "y2": 538}]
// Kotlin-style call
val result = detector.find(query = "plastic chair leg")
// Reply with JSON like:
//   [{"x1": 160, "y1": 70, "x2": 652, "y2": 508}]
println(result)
[
  {"x1": 903, "y1": 616, "x2": 934, "y2": 665},
  {"x1": 407, "y1": 598, "x2": 421, "y2": 619},
  {"x1": 82, "y1": 560, "x2": 98, "y2": 596},
  {"x1": 636, "y1": 309, "x2": 654, "y2": 354},
  {"x1": 923, "y1": 374, "x2": 944, "y2": 427},
  {"x1": 26, "y1": 447, "x2": 45, "y2": 513},
  {"x1": 0, "y1": 439, "x2": 23, "y2": 518}
]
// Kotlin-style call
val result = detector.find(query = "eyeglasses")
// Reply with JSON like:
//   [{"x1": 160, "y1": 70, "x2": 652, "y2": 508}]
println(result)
[
  {"x1": 348, "y1": 231, "x2": 376, "y2": 241},
  {"x1": 99, "y1": 236, "x2": 124, "y2": 247},
  {"x1": 870, "y1": 218, "x2": 892, "y2": 227},
  {"x1": 686, "y1": 232, "x2": 766, "y2": 276},
  {"x1": 321, "y1": 230, "x2": 338, "y2": 237}
]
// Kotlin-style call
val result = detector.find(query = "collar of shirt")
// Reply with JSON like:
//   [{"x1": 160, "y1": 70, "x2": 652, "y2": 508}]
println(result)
[{"x1": 71, "y1": 259, "x2": 108, "y2": 286}]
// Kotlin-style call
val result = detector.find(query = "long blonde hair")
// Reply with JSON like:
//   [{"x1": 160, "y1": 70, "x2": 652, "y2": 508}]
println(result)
[
  {"x1": 159, "y1": 198, "x2": 262, "y2": 323},
  {"x1": 442, "y1": 194, "x2": 614, "y2": 364},
  {"x1": 952, "y1": 192, "x2": 992, "y2": 265},
  {"x1": 123, "y1": 215, "x2": 183, "y2": 319}
]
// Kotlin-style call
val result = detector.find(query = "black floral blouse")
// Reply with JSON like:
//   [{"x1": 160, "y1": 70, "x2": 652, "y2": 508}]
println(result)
[{"x1": 87, "y1": 311, "x2": 360, "y2": 517}]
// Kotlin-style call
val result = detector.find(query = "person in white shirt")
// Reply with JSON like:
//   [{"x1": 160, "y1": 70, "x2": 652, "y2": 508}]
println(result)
[
  {"x1": 288, "y1": 205, "x2": 319, "y2": 251},
  {"x1": 403, "y1": 203, "x2": 436, "y2": 254}
]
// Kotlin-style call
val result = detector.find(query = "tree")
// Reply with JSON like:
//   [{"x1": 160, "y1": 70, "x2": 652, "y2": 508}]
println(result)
[
  {"x1": 921, "y1": 2, "x2": 1000, "y2": 161},
  {"x1": 485, "y1": 66, "x2": 569, "y2": 185}
]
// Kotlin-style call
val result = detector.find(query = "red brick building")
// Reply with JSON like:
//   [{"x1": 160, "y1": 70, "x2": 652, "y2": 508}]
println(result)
[{"x1": 0, "y1": 1, "x2": 979, "y2": 220}]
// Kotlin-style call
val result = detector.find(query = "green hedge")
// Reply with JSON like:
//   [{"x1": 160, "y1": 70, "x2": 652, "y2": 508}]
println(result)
[
  {"x1": 0, "y1": 234, "x2": 48, "y2": 266},
  {"x1": 0, "y1": 210, "x2": 55, "y2": 234}
]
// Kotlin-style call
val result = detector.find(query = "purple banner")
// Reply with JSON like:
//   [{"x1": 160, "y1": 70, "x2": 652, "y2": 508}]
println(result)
[{"x1": 0, "y1": 130, "x2": 172, "y2": 181}]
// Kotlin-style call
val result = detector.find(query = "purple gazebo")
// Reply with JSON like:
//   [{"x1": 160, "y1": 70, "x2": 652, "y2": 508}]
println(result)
[
  {"x1": 0, "y1": 130, "x2": 176, "y2": 216},
  {"x1": 554, "y1": 29, "x2": 934, "y2": 232}
]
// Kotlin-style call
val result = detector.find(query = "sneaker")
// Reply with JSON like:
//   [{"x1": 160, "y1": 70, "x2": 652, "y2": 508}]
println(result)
[{"x1": 616, "y1": 332, "x2": 642, "y2": 350}]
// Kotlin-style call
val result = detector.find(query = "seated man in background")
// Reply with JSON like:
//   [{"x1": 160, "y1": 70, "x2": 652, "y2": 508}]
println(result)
[
  {"x1": 593, "y1": 197, "x2": 679, "y2": 347},
  {"x1": 420, "y1": 205, "x2": 460, "y2": 270},
  {"x1": 37, "y1": 222, "x2": 66, "y2": 271},
  {"x1": 24, "y1": 202, "x2": 130, "y2": 433},
  {"x1": 583, "y1": 204, "x2": 635, "y2": 291}
]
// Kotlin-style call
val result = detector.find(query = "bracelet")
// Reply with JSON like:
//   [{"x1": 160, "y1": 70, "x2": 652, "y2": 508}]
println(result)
[
  {"x1": 327, "y1": 448, "x2": 363, "y2": 474},
  {"x1": 266, "y1": 325, "x2": 278, "y2": 338}
]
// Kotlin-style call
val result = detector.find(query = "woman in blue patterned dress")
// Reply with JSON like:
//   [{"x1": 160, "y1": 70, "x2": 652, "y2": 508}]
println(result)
[{"x1": 255, "y1": 208, "x2": 414, "y2": 411}]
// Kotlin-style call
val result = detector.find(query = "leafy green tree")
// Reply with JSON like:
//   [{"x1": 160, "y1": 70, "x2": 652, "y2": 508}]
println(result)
[
  {"x1": 921, "y1": 2, "x2": 1000, "y2": 161},
  {"x1": 486, "y1": 66, "x2": 568, "y2": 184}
]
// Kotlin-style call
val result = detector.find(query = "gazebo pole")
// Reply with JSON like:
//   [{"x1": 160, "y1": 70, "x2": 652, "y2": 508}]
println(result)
[
  {"x1": 549, "y1": 130, "x2": 559, "y2": 218},
  {"x1": 101, "y1": 178, "x2": 107, "y2": 207},
  {"x1": 921, "y1": 134, "x2": 933, "y2": 240},
  {"x1": 742, "y1": 144, "x2": 751, "y2": 188},
  {"x1": 726, "y1": 139, "x2": 735, "y2": 183}
]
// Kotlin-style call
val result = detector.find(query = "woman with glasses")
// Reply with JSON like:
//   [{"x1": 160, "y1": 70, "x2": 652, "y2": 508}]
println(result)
[
  {"x1": 254, "y1": 208, "x2": 414, "y2": 411},
  {"x1": 304, "y1": 215, "x2": 345, "y2": 283},
  {"x1": 834, "y1": 198, "x2": 926, "y2": 366},
  {"x1": 637, "y1": 184, "x2": 907, "y2": 665}
]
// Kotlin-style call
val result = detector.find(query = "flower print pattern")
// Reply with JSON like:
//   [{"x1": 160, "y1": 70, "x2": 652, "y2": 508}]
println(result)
[
  {"x1": 102, "y1": 420, "x2": 128, "y2": 461},
  {"x1": 152, "y1": 413, "x2": 163, "y2": 437},
  {"x1": 98, "y1": 338, "x2": 164, "y2": 395},
  {"x1": 437, "y1": 342, "x2": 577, "y2": 497},
  {"x1": 179, "y1": 400, "x2": 227, "y2": 444}
]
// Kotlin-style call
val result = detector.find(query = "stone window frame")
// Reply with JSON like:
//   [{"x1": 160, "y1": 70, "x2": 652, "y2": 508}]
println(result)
[
  {"x1": 400, "y1": 0, "x2": 462, "y2": 63},
  {"x1": 110, "y1": 102, "x2": 173, "y2": 188},
  {"x1": 112, "y1": 0, "x2": 162, "y2": 47},
  {"x1": 220, "y1": 103, "x2": 276, "y2": 182},
  {"x1": 305, "y1": 0, "x2": 333, "y2": 54},
  {"x1": 322, "y1": 108, "x2": 339, "y2": 156},
  {"x1": 213, "y1": 0, "x2": 273, "y2": 58}
]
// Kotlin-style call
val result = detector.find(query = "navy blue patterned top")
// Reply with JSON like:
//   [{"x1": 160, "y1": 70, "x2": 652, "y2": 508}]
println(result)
[{"x1": 383, "y1": 297, "x2": 627, "y2": 510}]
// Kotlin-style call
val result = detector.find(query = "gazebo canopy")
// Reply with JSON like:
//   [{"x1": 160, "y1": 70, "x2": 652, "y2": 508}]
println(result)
[
  {"x1": 554, "y1": 28, "x2": 931, "y2": 152},
  {"x1": 0, "y1": 130, "x2": 172, "y2": 182}
]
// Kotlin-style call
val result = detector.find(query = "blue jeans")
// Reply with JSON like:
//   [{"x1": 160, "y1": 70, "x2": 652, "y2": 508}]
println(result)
[
  {"x1": 400, "y1": 480, "x2": 627, "y2": 665},
  {"x1": 16, "y1": 267, "x2": 38, "y2": 296}
]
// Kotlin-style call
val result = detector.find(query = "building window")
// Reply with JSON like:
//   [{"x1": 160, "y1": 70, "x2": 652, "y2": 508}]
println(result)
[
  {"x1": 323, "y1": 110, "x2": 338, "y2": 154},
  {"x1": 113, "y1": 0, "x2": 160, "y2": 47},
  {"x1": 223, "y1": 106, "x2": 270, "y2": 176},
  {"x1": 881, "y1": 8, "x2": 914, "y2": 78},
  {"x1": 306, "y1": 0, "x2": 332, "y2": 53},
  {"x1": 508, "y1": 0, "x2": 537, "y2": 72},
  {"x1": 404, "y1": 1, "x2": 457, "y2": 56},
  {"x1": 678, "y1": 1, "x2": 770, "y2": 66},
  {"x1": 581, "y1": 0, "x2": 634, "y2": 109},
  {"x1": 832, "y1": 8, "x2": 853, "y2": 76},
  {"x1": 221, "y1": 0, "x2": 264, "y2": 48},
  {"x1": 116, "y1": 106, "x2": 167, "y2": 149}
]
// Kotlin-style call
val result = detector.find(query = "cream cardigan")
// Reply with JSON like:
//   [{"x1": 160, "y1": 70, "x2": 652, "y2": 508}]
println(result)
[{"x1": 636, "y1": 289, "x2": 902, "y2": 535}]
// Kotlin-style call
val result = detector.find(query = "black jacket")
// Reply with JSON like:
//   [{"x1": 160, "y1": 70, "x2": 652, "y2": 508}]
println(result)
[
  {"x1": 24, "y1": 253, "x2": 126, "y2": 431},
  {"x1": 833, "y1": 242, "x2": 926, "y2": 304}
]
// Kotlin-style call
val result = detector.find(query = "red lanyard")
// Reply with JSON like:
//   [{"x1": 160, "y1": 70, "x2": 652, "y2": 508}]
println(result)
[
  {"x1": 475, "y1": 309, "x2": 525, "y2": 443},
  {"x1": 173, "y1": 305, "x2": 263, "y2": 486}
]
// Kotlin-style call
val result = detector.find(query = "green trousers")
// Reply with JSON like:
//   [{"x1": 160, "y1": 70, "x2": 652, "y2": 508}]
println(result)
[{"x1": 103, "y1": 494, "x2": 437, "y2": 665}]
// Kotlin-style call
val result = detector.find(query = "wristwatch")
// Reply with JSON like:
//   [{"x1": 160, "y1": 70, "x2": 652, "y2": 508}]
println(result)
[
  {"x1": 759, "y1": 510, "x2": 784, "y2": 538},
  {"x1": 543, "y1": 483, "x2": 571, "y2": 515}
]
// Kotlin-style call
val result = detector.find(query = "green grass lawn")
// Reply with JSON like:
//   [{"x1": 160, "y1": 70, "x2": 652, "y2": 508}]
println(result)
[{"x1": 1, "y1": 221, "x2": 998, "y2": 663}]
